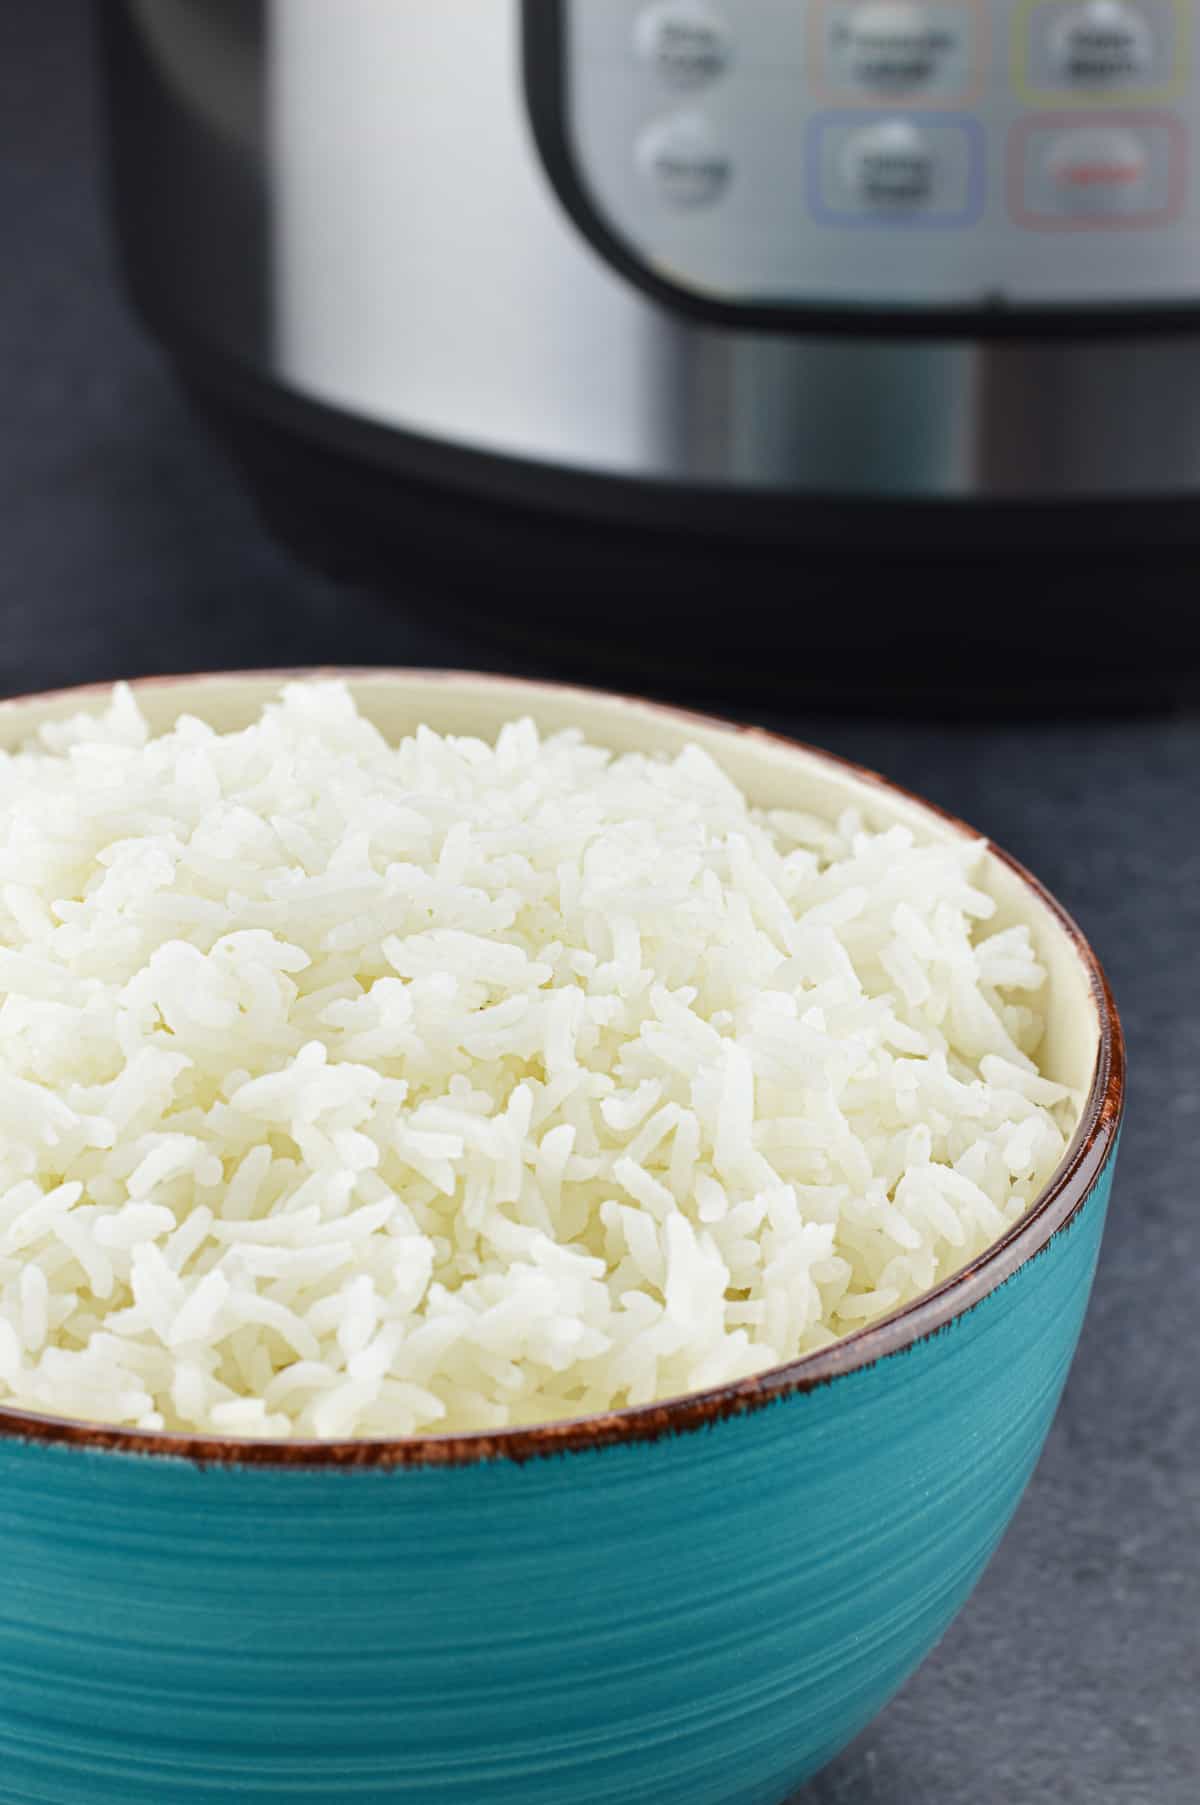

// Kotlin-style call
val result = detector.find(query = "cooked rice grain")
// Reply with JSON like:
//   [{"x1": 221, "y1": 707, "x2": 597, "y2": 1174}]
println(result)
[{"x1": 0, "y1": 683, "x2": 1076, "y2": 1437}]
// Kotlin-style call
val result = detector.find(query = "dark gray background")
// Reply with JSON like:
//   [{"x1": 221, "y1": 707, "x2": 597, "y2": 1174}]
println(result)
[{"x1": 3, "y1": 5, "x2": 1197, "y2": 1801}]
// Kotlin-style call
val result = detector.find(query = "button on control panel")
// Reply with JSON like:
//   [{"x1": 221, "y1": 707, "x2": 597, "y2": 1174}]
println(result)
[
  {"x1": 1044, "y1": 123, "x2": 1149, "y2": 209},
  {"x1": 1050, "y1": 3, "x2": 1153, "y2": 83},
  {"x1": 1012, "y1": 114, "x2": 1184, "y2": 225},
  {"x1": 818, "y1": 2, "x2": 983, "y2": 104},
  {"x1": 842, "y1": 118, "x2": 938, "y2": 204},
  {"x1": 554, "y1": 0, "x2": 1200, "y2": 309},
  {"x1": 811, "y1": 113, "x2": 984, "y2": 223},
  {"x1": 634, "y1": 2, "x2": 731, "y2": 90},
  {"x1": 636, "y1": 112, "x2": 732, "y2": 206},
  {"x1": 1015, "y1": 0, "x2": 1186, "y2": 105}
]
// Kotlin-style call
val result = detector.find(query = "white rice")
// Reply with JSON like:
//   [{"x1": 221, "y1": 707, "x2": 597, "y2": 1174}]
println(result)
[{"x1": 0, "y1": 682, "x2": 1077, "y2": 1438}]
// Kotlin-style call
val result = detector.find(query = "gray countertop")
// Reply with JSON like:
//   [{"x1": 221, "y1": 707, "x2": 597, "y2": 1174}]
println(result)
[{"x1": 3, "y1": 6, "x2": 1197, "y2": 1801}]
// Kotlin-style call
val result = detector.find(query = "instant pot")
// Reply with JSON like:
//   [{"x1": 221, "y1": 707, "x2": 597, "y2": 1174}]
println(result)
[{"x1": 102, "y1": 1, "x2": 1200, "y2": 699}]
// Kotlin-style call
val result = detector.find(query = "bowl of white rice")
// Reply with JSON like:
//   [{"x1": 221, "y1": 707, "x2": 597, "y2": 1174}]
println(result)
[{"x1": 0, "y1": 670, "x2": 1123, "y2": 1805}]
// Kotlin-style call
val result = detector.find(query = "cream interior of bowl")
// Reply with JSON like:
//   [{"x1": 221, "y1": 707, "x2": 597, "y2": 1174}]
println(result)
[{"x1": 0, "y1": 672, "x2": 1102, "y2": 1126}]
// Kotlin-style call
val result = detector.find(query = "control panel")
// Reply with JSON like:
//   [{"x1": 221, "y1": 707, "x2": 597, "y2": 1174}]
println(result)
[{"x1": 527, "y1": 0, "x2": 1200, "y2": 312}]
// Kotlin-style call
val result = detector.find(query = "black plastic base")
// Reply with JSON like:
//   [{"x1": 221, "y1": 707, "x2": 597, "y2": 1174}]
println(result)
[{"x1": 182, "y1": 351, "x2": 1200, "y2": 714}]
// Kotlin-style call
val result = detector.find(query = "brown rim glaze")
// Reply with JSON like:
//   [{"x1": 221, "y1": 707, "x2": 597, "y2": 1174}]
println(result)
[{"x1": 0, "y1": 669, "x2": 1125, "y2": 1468}]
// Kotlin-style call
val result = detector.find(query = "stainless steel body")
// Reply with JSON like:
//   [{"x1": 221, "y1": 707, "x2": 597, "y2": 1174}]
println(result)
[{"x1": 107, "y1": 0, "x2": 1200, "y2": 502}]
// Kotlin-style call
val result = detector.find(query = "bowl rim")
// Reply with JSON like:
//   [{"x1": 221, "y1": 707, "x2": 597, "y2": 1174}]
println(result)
[{"x1": 0, "y1": 667, "x2": 1125, "y2": 1469}]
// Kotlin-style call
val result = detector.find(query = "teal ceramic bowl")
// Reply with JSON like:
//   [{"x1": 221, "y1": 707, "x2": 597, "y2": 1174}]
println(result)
[{"x1": 0, "y1": 673, "x2": 1123, "y2": 1805}]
